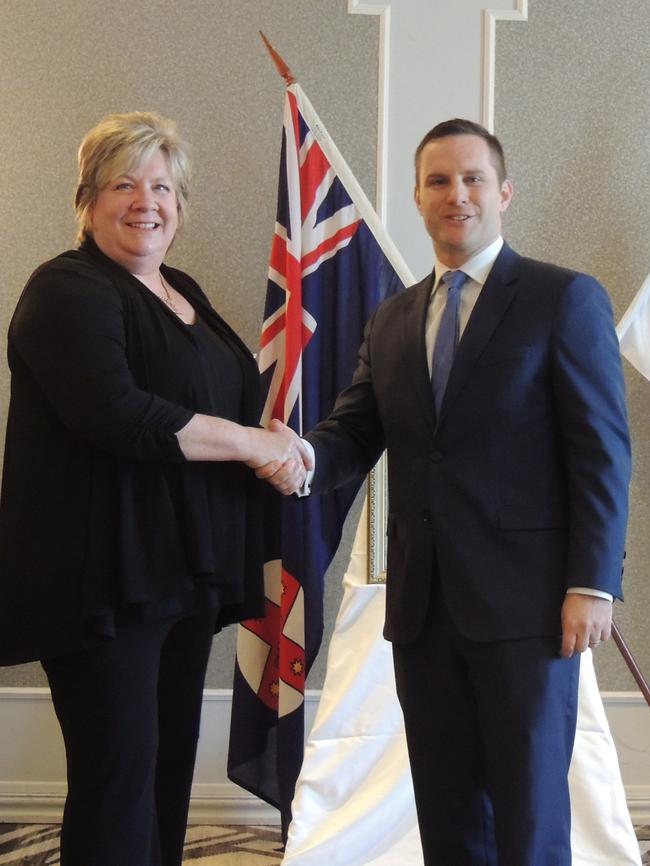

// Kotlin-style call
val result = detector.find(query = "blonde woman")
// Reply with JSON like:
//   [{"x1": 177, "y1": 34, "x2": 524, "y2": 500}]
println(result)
[{"x1": 0, "y1": 112, "x2": 309, "y2": 866}]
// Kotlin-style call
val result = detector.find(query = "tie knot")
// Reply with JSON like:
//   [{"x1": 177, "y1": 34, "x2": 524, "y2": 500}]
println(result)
[{"x1": 441, "y1": 270, "x2": 468, "y2": 295}]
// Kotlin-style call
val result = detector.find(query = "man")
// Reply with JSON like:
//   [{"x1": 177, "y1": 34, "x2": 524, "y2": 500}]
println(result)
[{"x1": 260, "y1": 119, "x2": 631, "y2": 865}]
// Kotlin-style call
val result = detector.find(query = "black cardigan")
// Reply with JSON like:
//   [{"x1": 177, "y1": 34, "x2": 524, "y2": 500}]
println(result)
[{"x1": 0, "y1": 241, "x2": 264, "y2": 664}]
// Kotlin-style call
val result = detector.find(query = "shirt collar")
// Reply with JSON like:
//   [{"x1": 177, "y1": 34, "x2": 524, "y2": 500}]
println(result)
[{"x1": 433, "y1": 236, "x2": 504, "y2": 290}]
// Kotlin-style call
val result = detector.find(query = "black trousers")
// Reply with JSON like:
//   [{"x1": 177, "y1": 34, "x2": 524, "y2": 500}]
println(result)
[
  {"x1": 392, "y1": 591, "x2": 580, "y2": 866},
  {"x1": 42, "y1": 608, "x2": 218, "y2": 866}
]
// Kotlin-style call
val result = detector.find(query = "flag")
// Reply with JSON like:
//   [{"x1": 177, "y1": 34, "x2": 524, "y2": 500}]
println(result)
[
  {"x1": 227, "y1": 80, "x2": 413, "y2": 836},
  {"x1": 617, "y1": 269, "x2": 650, "y2": 381}
]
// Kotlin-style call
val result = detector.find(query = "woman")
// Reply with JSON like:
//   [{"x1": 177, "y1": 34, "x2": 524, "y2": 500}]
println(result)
[{"x1": 0, "y1": 112, "x2": 308, "y2": 866}]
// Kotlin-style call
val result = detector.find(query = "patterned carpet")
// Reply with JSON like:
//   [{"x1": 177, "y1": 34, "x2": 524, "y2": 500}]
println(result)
[
  {"x1": 0, "y1": 823, "x2": 647, "y2": 864},
  {"x1": 0, "y1": 824, "x2": 284, "y2": 864},
  {"x1": 639, "y1": 824, "x2": 650, "y2": 866}
]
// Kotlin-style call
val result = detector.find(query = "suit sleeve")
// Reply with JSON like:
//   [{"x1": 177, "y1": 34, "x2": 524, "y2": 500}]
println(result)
[
  {"x1": 551, "y1": 274, "x2": 631, "y2": 598},
  {"x1": 306, "y1": 312, "x2": 387, "y2": 493},
  {"x1": 9, "y1": 267, "x2": 193, "y2": 462}
]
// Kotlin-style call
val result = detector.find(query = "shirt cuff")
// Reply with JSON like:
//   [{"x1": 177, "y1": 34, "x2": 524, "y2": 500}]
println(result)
[
  {"x1": 566, "y1": 587, "x2": 613, "y2": 602},
  {"x1": 297, "y1": 439, "x2": 315, "y2": 497}
]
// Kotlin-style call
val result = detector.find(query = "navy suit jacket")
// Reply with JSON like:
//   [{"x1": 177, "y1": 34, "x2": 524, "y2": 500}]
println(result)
[{"x1": 307, "y1": 243, "x2": 631, "y2": 643}]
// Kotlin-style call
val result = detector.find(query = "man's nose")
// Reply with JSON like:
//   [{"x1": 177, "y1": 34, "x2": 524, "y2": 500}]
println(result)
[{"x1": 447, "y1": 180, "x2": 468, "y2": 204}]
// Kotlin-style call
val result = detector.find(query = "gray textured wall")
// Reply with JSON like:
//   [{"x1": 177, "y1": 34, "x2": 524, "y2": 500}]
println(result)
[
  {"x1": 495, "y1": 0, "x2": 650, "y2": 689},
  {"x1": 2, "y1": 0, "x2": 645, "y2": 696},
  {"x1": 0, "y1": 0, "x2": 378, "y2": 688}
]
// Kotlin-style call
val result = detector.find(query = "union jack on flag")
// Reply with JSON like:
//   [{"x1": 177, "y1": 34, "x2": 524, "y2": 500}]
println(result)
[{"x1": 227, "y1": 81, "x2": 411, "y2": 837}]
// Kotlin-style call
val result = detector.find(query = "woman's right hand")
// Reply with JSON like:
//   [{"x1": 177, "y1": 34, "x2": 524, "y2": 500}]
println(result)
[
  {"x1": 244, "y1": 420, "x2": 314, "y2": 473},
  {"x1": 175, "y1": 414, "x2": 313, "y2": 481},
  {"x1": 246, "y1": 419, "x2": 314, "y2": 496}
]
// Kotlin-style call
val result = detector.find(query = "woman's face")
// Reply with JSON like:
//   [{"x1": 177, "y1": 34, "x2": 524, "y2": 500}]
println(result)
[{"x1": 89, "y1": 150, "x2": 179, "y2": 275}]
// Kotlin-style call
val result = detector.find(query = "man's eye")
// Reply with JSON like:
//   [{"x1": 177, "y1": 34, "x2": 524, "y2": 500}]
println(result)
[
  {"x1": 466, "y1": 176, "x2": 482, "y2": 184},
  {"x1": 154, "y1": 184, "x2": 171, "y2": 192}
]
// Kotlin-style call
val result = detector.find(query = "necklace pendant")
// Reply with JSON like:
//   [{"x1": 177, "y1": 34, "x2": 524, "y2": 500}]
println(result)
[{"x1": 158, "y1": 272, "x2": 180, "y2": 315}]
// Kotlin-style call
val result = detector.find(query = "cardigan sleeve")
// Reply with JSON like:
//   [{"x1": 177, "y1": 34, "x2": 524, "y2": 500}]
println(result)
[{"x1": 9, "y1": 263, "x2": 194, "y2": 462}]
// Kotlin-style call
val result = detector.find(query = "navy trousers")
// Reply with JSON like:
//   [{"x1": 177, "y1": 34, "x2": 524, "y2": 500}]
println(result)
[
  {"x1": 42, "y1": 608, "x2": 218, "y2": 866},
  {"x1": 392, "y1": 591, "x2": 580, "y2": 866}
]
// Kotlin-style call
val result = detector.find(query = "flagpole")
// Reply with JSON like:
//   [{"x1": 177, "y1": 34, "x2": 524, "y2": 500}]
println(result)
[
  {"x1": 259, "y1": 32, "x2": 296, "y2": 86},
  {"x1": 260, "y1": 32, "x2": 300, "y2": 438},
  {"x1": 611, "y1": 621, "x2": 650, "y2": 707}
]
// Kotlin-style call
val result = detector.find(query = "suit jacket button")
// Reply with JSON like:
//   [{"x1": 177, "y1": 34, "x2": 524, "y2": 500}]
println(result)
[
  {"x1": 422, "y1": 511, "x2": 431, "y2": 523},
  {"x1": 430, "y1": 450, "x2": 443, "y2": 463}
]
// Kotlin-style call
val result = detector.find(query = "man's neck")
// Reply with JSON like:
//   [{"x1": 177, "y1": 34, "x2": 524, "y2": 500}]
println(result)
[{"x1": 434, "y1": 237, "x2": 504, "y2": 280}]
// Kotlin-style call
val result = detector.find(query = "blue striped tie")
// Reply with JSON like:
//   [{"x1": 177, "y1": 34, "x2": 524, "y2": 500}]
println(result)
[{"x1": 431, "y1": 270, "x2": 468, "y2": 414}]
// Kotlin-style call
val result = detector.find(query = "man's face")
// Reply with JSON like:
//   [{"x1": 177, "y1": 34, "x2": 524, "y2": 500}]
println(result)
[{"x1": 414, "y1": 134, "x2": 513, "y2": 268}]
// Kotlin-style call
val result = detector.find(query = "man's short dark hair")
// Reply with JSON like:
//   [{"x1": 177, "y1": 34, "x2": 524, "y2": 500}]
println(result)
[{"x1": 414, "y1": 118, "x2": 507, "y2": 186}]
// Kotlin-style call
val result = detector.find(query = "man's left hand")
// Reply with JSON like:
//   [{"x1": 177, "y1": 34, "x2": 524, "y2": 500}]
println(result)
[{"x1": 560, "y1": 593, "x2": 613, "y2": 658}]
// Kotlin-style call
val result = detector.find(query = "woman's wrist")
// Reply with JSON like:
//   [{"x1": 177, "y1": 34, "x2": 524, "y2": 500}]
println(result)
[{"x1": 176, "y1": 414, "x2": 249, "y2": 462}]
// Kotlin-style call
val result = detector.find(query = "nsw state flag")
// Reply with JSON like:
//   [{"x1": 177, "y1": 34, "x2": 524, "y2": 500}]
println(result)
[{"x1": 227, "y1": 81, "x2": 413, "y2": 837}]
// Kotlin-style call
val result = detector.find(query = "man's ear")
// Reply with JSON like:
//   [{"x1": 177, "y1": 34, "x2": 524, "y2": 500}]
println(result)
[
  {"x1": 414, "y1": 185, "x2": 422, "y2": 213},
  {"x1": 499, "y1": 179, "x2": 514, "y2": 213}
]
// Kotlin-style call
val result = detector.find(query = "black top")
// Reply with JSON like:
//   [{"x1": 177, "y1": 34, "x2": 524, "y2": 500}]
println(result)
[{"x1": 0, "y1": 239, "x2": 264, "y2": 664}]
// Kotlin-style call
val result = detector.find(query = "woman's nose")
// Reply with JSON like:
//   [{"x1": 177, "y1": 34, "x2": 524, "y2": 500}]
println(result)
[{"x1": 130, "y1": 186, "x2": 158, "y2": 210}]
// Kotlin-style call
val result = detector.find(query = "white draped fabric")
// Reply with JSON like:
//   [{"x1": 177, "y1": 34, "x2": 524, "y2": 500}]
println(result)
[
  {"x1": 283, "y1": 511, "x2": 640, "y2": 866},
  {"x1": 617, "y1": 270, "x2": 650, "y2": 380}
]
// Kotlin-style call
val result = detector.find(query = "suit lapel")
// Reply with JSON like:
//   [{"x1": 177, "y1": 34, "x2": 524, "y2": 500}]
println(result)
[
  {"x1": 400, "y1": 272, "x2": 437, "y2": 435},
  {"x1": 437, "y1": 243, "x2": 521, "y2": 426}
]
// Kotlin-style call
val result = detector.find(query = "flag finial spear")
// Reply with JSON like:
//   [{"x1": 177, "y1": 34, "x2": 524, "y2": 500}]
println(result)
[{"x1": 259, "y1": 32, "x2": 296, "y2": 86}]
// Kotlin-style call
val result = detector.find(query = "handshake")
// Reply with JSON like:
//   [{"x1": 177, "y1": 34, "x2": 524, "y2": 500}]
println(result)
[{"x1": 245, "y1": 418, "x2": 314, "y2": 496}]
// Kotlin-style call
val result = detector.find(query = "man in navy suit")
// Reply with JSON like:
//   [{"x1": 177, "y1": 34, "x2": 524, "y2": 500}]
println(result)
[{"x1": 260, "y1": 119, "x2": 631, "y2": 865}]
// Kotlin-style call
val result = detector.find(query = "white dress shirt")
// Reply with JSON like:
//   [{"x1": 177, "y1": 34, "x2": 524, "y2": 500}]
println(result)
[{"x1": 426, "y1": 237, "x2": 504, "y2": 373}]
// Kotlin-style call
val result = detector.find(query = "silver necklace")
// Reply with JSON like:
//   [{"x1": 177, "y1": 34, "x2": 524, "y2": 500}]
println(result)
[{"x1": 158, "y1": 272, "x2": 180, "y2": 315}]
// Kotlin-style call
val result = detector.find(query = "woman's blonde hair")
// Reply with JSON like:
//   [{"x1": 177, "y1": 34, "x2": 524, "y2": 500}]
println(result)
[{"x1": 74, "y1": 111, "x2": 190, "y2": 245}]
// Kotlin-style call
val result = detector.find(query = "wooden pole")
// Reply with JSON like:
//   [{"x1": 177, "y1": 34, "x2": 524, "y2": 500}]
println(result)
[{"x1": 611, "y1": 621, "x2": 650, "y2": 707}]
